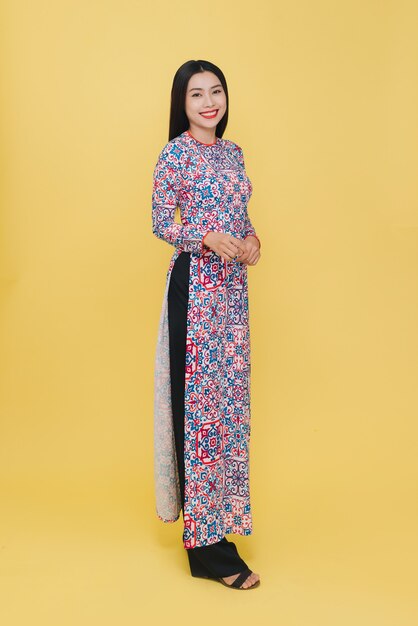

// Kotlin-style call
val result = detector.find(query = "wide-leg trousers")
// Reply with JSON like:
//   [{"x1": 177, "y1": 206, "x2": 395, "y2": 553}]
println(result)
[{"x1": 167, "y1": 251, "x2": 249, "y2": 578}]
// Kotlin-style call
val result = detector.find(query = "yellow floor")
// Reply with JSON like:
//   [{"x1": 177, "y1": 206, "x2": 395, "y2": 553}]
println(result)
[{"x1": 1, "y1": 479, "x2": 417, "y2": 626}]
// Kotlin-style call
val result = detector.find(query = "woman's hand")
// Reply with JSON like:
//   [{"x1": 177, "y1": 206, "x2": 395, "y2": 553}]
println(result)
[
  {"x1": 236, "y1": 236, "x2": 261, "y2": 266},
  {"x1": 203, "y1": 232, "x2": 246, "y2": 262}
]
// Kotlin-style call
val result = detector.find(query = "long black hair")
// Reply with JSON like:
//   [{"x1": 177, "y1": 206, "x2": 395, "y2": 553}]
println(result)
[{"x1": 169, "y1": 60, "x2": 229, "y2": 141}]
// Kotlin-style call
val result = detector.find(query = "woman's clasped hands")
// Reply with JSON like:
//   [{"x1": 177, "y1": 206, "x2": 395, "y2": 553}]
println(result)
[{"x1": 203, "y1": 232, "x2": 261, "y2": 266}]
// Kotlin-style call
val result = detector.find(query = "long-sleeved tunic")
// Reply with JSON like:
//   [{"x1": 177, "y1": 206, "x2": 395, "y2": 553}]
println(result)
[{"x1": 152, "y1": 129, "x2": 260, "y2": 548}]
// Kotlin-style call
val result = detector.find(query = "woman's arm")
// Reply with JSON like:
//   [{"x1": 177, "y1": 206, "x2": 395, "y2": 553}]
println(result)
[
  {"x1": 235, "y1": 145, "x2": 261, "y2": 249},
  {"x1": 152, "y1": 143, "x2": 211, "y2": 254}
]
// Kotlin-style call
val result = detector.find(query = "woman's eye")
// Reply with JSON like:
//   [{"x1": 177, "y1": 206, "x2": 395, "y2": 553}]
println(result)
[{"x1": 191, "y1": 89, "x2": 222, "y2": 97}]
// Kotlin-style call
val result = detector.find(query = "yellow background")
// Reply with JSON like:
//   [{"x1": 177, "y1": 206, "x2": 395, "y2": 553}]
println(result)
[{"x1": 1, "y1": 0, "x2": 417, "y2": 624}]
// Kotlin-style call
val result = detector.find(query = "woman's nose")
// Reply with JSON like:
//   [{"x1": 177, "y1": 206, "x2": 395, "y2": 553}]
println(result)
[{"x1": 203, "y1": 93, "x2": 214, "y2": 107}]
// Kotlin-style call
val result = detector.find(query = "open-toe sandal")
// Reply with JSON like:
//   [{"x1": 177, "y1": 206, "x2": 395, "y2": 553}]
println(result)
[{"x1": 218, "y1": 567, "x2": 260, "y2": 590}]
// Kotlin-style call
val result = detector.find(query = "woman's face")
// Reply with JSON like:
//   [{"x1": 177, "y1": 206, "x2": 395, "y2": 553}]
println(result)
[{"x1": 184, "y1": 71, "x2": 227, "y2": 134}]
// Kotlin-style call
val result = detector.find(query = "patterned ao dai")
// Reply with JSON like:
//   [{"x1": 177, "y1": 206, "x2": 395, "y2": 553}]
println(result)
[{"x1": 152, "y1": 129, "x2": 260, "y2": 548}]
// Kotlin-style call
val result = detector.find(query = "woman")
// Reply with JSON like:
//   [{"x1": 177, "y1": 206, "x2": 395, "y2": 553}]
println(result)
[{"x1": 152, "y1": 59, "x2": 261, "y2": 590}]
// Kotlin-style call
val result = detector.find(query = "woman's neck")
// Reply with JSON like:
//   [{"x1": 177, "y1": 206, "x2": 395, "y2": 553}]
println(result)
[{"x1": 187, "y1": 125, "x2": 217, "y2": 145}]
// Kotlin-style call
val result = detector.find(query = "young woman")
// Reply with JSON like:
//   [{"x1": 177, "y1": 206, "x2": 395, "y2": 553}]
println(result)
[{"x1": 152, "y1": 59, "x2": 261, "y2": 590}]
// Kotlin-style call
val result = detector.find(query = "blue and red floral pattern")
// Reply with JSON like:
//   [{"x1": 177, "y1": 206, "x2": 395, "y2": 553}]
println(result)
[{"x1": 152, "y1": 129, "x2": 259, "y2": 547}]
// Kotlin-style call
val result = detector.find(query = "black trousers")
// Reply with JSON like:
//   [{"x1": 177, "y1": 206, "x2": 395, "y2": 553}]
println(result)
[{"x1": 167, "y1": 251, "x2": 249, "y2": 578}]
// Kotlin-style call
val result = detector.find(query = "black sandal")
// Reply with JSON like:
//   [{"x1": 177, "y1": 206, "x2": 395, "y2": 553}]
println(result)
[
  {"x1": 187, "y1": 543, "x2": 260, "y2": 590},
  {"x1": 217, "y1": 567, "x2": 260, "y2": 590}
]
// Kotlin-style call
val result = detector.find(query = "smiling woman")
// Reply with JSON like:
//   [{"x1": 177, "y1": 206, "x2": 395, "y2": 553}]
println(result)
[{"x1": 152, "y1": 59, "x2": 261, "y2": 590}]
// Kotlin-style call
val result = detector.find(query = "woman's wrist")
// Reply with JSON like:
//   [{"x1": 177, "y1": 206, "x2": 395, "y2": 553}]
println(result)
[
  {"x1": 202, "y1": 231, "x2": 216, "y2": 248},
  {"x1": 202, "y1": 231, "x2": 215, "y2": 251},
  {"x1": 245, "y1": 234, "x2": 261, "y2": 249}
]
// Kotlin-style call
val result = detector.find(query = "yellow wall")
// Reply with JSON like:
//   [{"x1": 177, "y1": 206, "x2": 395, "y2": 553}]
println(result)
[{"x1": 1, "y1": 1, "x2": 417, "y2": 624}]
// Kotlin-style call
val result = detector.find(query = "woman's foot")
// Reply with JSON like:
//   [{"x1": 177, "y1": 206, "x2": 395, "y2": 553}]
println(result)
[{"x1": 222, "y1": 570, "x2": 260, "y2": 589}]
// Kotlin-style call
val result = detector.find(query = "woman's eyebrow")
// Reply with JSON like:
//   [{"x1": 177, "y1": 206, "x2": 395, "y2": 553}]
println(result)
[{"x1": 188, "y1": 83, "x2": 222, "y2": 92}]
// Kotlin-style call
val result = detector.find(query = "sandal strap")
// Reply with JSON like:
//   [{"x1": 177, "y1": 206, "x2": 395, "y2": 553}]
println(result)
[{"x1": 231, "y1": 568, "x2": 253, "y2": 589}]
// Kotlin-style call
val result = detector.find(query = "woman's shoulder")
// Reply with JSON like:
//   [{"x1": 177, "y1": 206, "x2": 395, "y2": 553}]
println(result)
[
  {"x1": 222, "y1": 137, "x2": 245, "y2": 157},
  {"x1": 222, "y1": 136, "x2": 240, "y2": 149},
  {"x1": 155, "y1": 133, "x2": 188, "y2": 167},
  {"x1": 222, "y1": 137, "x2": 247, "y2": 168}
]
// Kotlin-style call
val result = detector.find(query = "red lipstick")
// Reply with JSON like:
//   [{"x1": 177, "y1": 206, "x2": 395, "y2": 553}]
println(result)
[{"x1": 199, "y1": 109, "x2": 218, "y2": 119}]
